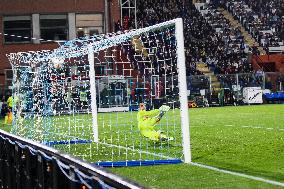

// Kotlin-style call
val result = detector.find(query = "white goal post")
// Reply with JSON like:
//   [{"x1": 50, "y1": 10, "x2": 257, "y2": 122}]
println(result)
[
  {"x1": 175, "y1": 18, "x2": 191, "y2": 163},
  {"x1": 7, "y1": 18, "x2": 191, "y2": 165}
]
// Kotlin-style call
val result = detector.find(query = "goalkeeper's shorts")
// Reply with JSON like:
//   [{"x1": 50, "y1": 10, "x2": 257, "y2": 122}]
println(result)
[
  {"x1": 139, "y1": 118, "x2": 161, "y2": 141},
  {"x1": 141, "y1": 129, "x2": 160, "y2": 141}
]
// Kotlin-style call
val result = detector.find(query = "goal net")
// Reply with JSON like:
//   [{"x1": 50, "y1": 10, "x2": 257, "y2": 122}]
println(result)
[{"x1": 7, "y1": 18, "x2": 191, "y2": 166}]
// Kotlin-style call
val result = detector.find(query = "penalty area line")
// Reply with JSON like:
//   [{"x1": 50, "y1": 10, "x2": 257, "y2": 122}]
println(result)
[{"x1": 191, "y1": 162, "x2": 284, "y2": 187}]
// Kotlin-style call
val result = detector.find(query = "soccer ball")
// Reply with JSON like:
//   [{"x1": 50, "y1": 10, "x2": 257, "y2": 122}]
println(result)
[
  {"x1": 51, "y1": 56, "x2": 64, "y2": 69},
  {"x1": 53, "y1": 62, "x2": 62, "y2": 69}
]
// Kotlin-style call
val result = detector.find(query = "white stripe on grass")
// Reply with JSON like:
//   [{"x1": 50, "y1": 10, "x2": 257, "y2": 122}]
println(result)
[
  {"x1": 192, "y1": 125, "x2": 284, "y2": 132},
  {"x1": 251, "y1": 126, "x2": 262, "y2": 129},
  {"x1": 239, "y1": 125, "x2": 280, "y2": 131},
  {"x1": 192, "y1": 162, "x2": 284, "y2": 187}
]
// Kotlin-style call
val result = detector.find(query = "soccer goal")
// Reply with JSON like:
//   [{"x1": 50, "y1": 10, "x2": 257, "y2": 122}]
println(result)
[{"x1": 7, "y1": 18, "x2": 191, "y2": 166}]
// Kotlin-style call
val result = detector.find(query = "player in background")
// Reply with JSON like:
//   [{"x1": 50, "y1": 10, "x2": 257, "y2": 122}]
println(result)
[{"x1": 4, "y1": 93, "x2": 13, "y2": 125}]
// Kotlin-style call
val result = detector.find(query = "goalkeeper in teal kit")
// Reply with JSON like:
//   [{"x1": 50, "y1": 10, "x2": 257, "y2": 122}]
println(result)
[{"x1": 137, "y1": 103, "x2": 173, "y2": 142}]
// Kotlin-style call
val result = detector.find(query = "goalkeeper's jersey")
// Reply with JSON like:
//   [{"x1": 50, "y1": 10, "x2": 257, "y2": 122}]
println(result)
[{"x1": 137, "y1": 109, "x2": 160, "y2": 129}]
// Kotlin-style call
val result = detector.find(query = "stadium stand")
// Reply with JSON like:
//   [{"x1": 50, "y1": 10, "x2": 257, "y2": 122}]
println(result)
[
  {"x1": 131, "y1": 0, "x2": 253, "y2": 76},
  {"x1": 198, "y1": 3, "x2": 252, "y2": 74},
  {"x1": 116, "y1": 0, "x2": 284, "y2": 106},
  {"x1": 226, "y1": 0, "x2": 284, "y2": 52}
]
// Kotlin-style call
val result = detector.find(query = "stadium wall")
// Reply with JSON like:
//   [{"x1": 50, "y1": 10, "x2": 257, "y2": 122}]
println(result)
[
  {"x1": 0, "y1": 0, "x2": 120, "y2": 87},
  {"x1": 252, "y1": 54, "x2": 284, "y2": 73}
]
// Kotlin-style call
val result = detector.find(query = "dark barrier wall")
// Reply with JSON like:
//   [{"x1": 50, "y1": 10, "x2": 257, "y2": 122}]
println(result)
[{"x1": 0, "y1": 130, "x2": 144, "y2": 189}]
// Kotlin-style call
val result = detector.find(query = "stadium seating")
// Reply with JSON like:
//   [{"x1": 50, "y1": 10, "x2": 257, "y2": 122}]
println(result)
[
  {"x1": 226, "y1": 0, "x2": 284, "y2": 52},
  {"x1": 118, "y1": 0, "x2": 284, "y2": 76},
  {"x1": 131, "y1": 0, "x2": 253, "y2": 76}
]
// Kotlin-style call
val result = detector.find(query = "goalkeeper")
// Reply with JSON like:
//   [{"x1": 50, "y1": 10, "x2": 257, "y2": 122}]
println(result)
[{"x1": 137, "y1": 103, "x2": 173, "y2": 142}]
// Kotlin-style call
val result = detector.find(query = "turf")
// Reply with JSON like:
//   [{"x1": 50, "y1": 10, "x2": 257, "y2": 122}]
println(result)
[
  {"x1": 111, "y1": 164, "x2": 284, "y2": 189},
  {"x1": 189, "y1": 104, "x2": 284, "y2": 182},
  {"x1": 0, "y1": 104, "x2": 284, "y2": 188},
  {"x1": 111, "y1": 104, "x2": 284, "y2": 188}
]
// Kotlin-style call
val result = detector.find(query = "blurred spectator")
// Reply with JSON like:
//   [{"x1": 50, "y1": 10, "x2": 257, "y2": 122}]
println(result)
[
  {"x1": 1, "y1": 97, "x2": 8, "y2": 118},
  {"x1": 115, "y1": 20, "x2": 122, "y2": 32}
]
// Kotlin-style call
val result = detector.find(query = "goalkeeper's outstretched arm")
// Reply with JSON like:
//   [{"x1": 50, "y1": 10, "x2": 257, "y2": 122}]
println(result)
[
  {"x1": 138, "y1": 103, "x2": 170, "y2": 121},
  {"x1": 157, "y1": 105, "x2": 170, "y2": 119}
]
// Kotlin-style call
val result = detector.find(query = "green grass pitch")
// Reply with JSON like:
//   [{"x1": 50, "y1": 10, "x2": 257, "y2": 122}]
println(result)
[{"x1": 1, "y1": 104, "x2": 284, "y2": 188}]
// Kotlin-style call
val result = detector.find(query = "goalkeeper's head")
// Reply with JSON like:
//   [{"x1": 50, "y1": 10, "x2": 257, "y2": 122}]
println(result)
[{"x1": 139, "y1": 103, "x2": 146, "y2": 111}]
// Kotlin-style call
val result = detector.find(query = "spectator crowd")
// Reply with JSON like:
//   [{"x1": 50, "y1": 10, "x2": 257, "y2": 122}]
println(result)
[
  {"x1": 116, "y1": 0, "x2": 255, "y2": 76},
  {"x1": 226, "y1": 0, "x2": 284, "y2": 50},
  {"x1": 115, "y1": 0, "x2": 284, "y2": 77}
]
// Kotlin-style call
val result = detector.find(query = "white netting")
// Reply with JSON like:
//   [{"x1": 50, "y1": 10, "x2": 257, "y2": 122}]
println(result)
[{"x1": 7, "y1": 19, "x2": 189, "y2": 165}]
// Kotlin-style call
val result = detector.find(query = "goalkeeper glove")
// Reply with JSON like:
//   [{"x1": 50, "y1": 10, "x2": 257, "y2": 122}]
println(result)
[{"x1": 159, "y1": 105, "x2": 170, "y2": 112}]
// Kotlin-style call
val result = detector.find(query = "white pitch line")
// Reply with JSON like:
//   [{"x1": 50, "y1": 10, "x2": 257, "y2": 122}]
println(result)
[
  {"x1": 192, "y1": 162, "x2": 284, "y2": 187},
  {"x1": 192, "y1": 125, "x2": 284, "y2": 132},
  {"x1": 251, "y1": 126, "x2": 262, "y2": 129},
  {"x1": 240, "y1": 126, "x2": 280, "y2": 131},
  {"x1": 98, "y1": 141, "x2": 176, "y2": 160}
]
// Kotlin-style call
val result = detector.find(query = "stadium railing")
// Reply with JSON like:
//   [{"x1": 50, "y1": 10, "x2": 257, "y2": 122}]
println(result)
[{"x1": 0, "y1": 129, "x2": 145, "y2": 189}]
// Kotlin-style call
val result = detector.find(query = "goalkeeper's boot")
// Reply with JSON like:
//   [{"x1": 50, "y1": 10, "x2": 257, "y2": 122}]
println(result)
[
  {"x1": 160, "y1": 134, "x2": 174, "y2": 142},
  {"x1": 160, "y1": 136, "x2": 174, "y2": 142}
]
